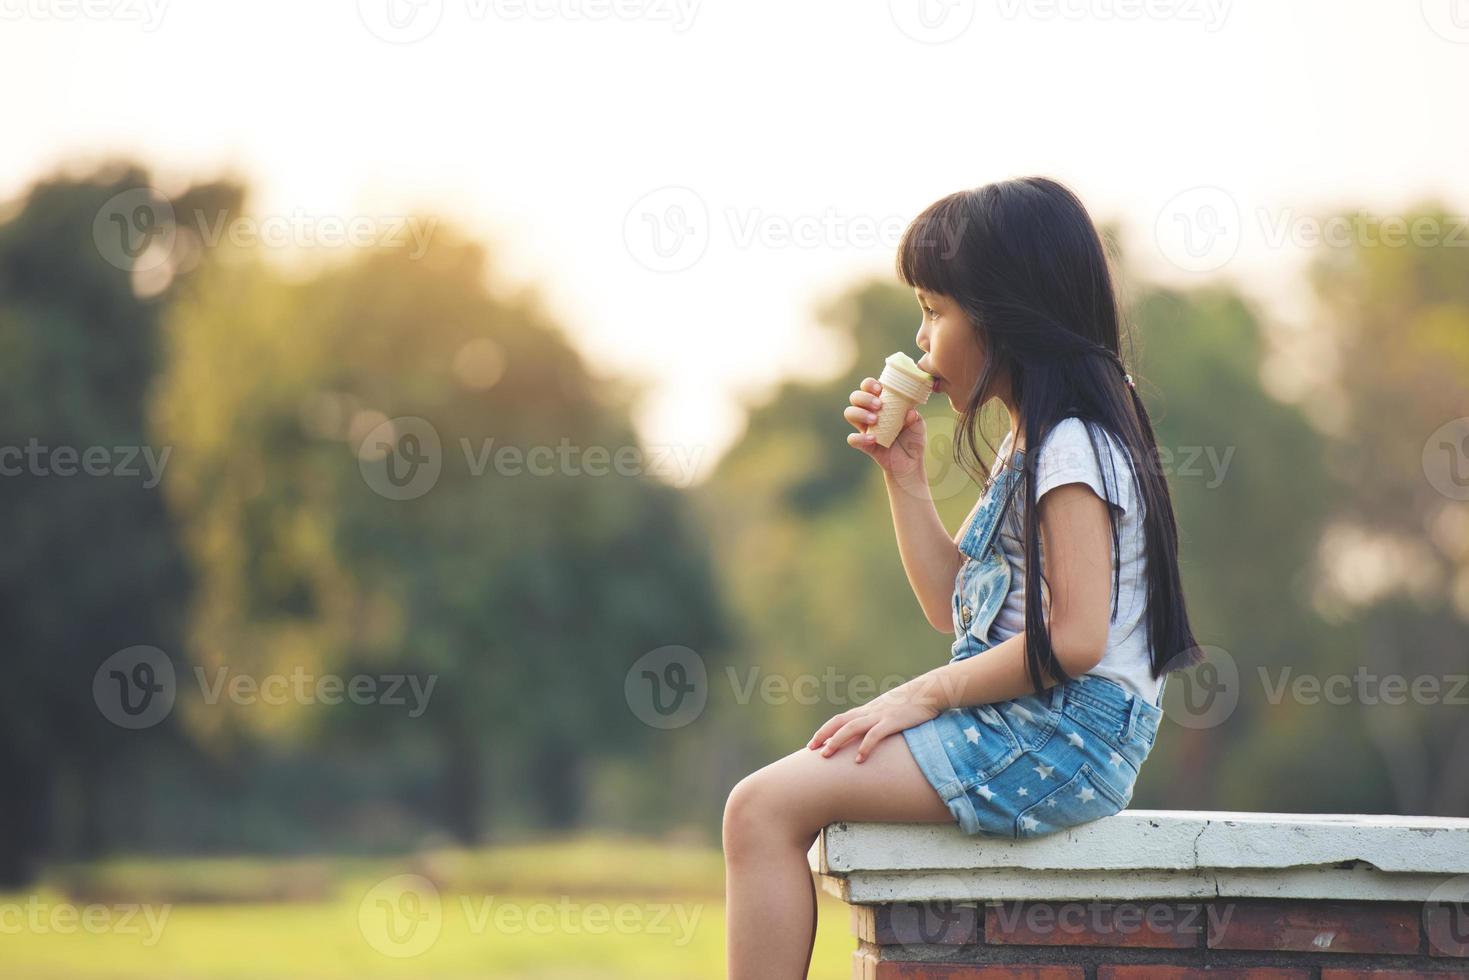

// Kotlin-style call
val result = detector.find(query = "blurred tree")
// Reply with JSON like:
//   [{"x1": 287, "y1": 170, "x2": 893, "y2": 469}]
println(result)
[
  {"x1": 152, "y1": 223, "x2": 727, "y2": 842},
  {"x1": 1302, "y1": 205, "x2": 1469, "y2": 815},
  {"x1": 1128, "y1": 285, "x2": 1349, "y2": 811},
  {"x1": 0, "y1": 164, "x2": 236, "y2": 883},
  {"x1": 0, "y1": 162, "x2": 729, "y2": 873}
]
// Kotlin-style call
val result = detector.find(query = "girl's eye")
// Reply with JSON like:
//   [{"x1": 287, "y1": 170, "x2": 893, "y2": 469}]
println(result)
[{"x1": 926, "y1": 306, "x2": 938, "y2": 320}]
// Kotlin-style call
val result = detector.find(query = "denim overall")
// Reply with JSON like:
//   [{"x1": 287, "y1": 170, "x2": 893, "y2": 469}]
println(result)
[{"x1": 900, "y1": 441, "x2": 1167, "y2": 838}]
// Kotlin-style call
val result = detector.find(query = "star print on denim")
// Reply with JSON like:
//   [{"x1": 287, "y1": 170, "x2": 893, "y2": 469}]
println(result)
[{"x1": 902, "y1": 675, "x2": 1162, "y2": 839}]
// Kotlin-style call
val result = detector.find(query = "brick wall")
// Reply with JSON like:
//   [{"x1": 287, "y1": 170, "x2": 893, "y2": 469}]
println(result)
[{"x1": 847, "y1": 897, "x2": 1469, "y2": 979}]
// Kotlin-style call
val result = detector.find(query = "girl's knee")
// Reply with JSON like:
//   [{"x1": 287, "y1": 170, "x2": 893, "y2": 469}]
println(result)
[
  {"x1": 722, "y1": 769, "x2": 770, "y2": 861},
  {"x1": 722, "y1": 763, "x2": 821, "y2": 862}
]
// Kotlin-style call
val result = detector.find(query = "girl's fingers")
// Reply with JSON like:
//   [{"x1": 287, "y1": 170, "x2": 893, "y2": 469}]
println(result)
[
  {"x1": 846, "y1": 432, "x2": 877, "y2": 451},
  {"x1": 843, "y1": 405, "x2": 879, "y2": 430},
  {"x1": 808, "y1": 712, "x2": 850, "y2": 749},
  {"x1": 820, "y1": 716, "x2": 871, "y2": 757},
  {"x1": 854, "y1": 719, "x2": 896, "y2": 763},
  {"x1": 861, "y1": 378, "x2": 883, "y2": 395},
  {"x1": 848, "y1": 390, "x2": 882, "y2": 410}
]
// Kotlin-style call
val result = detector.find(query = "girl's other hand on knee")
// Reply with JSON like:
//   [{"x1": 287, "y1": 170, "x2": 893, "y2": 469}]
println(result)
[{"x1": 806, "y1": 682, "x2": 940, "y2": 763}]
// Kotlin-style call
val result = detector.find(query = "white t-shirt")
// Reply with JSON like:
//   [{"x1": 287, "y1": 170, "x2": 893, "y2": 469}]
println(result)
[{"x1": 985, "y1": 417, "x2": 1161, "y2": 705}]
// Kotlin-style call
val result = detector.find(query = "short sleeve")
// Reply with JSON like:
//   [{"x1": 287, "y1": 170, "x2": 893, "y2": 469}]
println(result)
[{"x1": 1031, "y1": 418, "x2": 1136, "y2": 515}]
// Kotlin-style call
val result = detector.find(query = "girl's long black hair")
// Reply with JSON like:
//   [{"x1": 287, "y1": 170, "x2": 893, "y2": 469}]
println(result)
[{"x1": 897, "y1": 176, "x2": 1205, "y2": 693}]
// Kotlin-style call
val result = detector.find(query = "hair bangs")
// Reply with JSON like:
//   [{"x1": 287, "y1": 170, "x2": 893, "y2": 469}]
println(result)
[{"x1": 895, "y1": 191, "x2": 972, "y2": 298}]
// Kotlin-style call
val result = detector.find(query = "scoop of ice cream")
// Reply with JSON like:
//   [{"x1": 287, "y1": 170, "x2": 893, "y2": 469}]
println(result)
[{"x1": 884, "y1": 351, "x2": 933, "y2": 384}]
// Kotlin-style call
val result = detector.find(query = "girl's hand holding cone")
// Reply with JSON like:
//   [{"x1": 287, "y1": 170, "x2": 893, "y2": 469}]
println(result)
[{"x1": 844, "y1": 377, "x2": 927, "y2": 481}]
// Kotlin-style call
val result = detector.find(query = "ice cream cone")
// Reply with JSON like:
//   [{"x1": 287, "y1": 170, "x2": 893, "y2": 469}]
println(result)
[{"x1": 871, "y1": 352, "x2": 934, "y2": 448}]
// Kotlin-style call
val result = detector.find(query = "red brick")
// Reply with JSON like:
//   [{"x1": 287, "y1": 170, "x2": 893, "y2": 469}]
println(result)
[
  {"x1": 874, "y1": 966, "x2": 1083, "y2": 980},
  {"x1": 1323, "y1": 970, "x2": 1469, "y2": 979},
  {"x1": 1207, "y1": 899, "x2": 1420, "y2": 955},
  {"x1": 1424, "y1": 902, "x2": 1469, "y2": 958},
  {"x1": 985, "y1": 899, "x2": 1202, "y2": 949},
  {"x1": 1100, "y1": 969, "x2": 1311, "y2": 980}
]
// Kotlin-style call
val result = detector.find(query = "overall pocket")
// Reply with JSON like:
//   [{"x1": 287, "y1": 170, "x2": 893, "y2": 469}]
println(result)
[
  {"x1": 941, "y1": 704, "x2": 1024, "y2": 787},
  {"x1": 1059, "y1": 682, "x2": 1151, "y2": 790},
  {"x1": 999, "y1": 687, "x2": 1063, "y2": 753},
  {"x1": 1015, "y1": 760, "x2": 1129, "y2": 838}
]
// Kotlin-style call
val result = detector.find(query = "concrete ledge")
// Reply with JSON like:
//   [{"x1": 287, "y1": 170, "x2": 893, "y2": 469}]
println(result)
[{"x1": 809, "y1": 811, "x2": 1469, "y2": 904}]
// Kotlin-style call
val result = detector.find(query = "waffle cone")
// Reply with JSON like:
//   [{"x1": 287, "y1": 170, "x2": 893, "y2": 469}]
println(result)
[
  {"x1": 871, "y1": 392, "x2": 918, "y2": 448},
  {"x1": 871, "y1": 359, "x2": 933, "y2": 448}
]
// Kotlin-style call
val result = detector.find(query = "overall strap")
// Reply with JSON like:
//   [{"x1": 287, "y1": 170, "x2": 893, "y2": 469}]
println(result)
[{"x1": 958, "y1": 446, "x2": 1027, "y2": 560}]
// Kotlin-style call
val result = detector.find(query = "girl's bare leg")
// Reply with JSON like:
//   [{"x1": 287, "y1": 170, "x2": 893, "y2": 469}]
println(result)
[{"x1": 722, "y1": 732, "x2": 952, "y2": 980}]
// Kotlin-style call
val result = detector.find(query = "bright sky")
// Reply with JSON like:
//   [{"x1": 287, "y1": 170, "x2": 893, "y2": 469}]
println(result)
[{"x1": 4, "y1": 0, "x2": 1467, "y2": 483}]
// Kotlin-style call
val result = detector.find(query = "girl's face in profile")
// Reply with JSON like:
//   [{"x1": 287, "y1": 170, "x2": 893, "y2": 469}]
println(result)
[{"x1": 914, "y1": 287, "x2": 988, "y2": 410}]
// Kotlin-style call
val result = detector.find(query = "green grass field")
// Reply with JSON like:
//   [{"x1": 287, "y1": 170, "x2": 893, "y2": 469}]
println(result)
[{"x1": 0, "y1": 837, "x2": 853, "y2": 979}]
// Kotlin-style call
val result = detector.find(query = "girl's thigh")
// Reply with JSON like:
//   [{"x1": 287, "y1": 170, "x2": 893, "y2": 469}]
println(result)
[{"x1": 732, "y1": 732, "x2": 953, "y2": 843}]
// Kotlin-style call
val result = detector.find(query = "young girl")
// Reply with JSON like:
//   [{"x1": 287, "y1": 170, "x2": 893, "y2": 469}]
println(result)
[{"x1": 721, "y1": 176, "x2": 1205, "y2": 979}]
